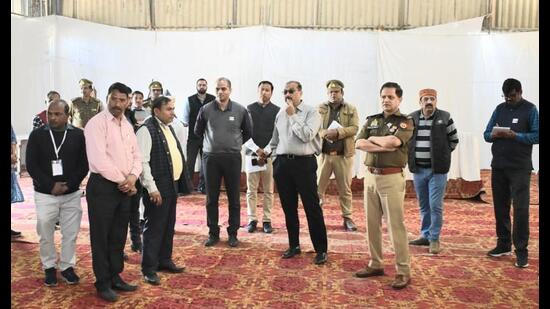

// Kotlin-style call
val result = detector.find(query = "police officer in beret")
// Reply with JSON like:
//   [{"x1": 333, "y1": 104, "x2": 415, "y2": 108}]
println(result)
[
  {"x1": 317, "y1": 79, "x2": 359, "y2": 231},
  {"x1": 143, "y1": 81, "x2": 163, "y2": 111},
  {"x1": 70, "y1": 78, "x2": 104, "y2": 128},
  {"x1": 354, "y1": 82, "x2": 414, "y2": 290}
]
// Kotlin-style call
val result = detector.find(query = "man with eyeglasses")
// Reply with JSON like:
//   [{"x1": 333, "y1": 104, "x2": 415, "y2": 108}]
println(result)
[
  {"x1": 317, "y1": 79, "x2": 359, "y2": 232},
  {"x1": 194, "y1": 77, "x2": 253, "y2": 248},
  {"x1": 483, "y1": 78, "x2": 538, "y2": 268},
  {"x1": 407, "y1": 89, "x2": 459, "y2": 255},
  {"x1": 270, "y1": 80, "x2": 328, "y2": 265},
  {"x1": 354, "y1": 82, "x2": 414, "y2": 289}
]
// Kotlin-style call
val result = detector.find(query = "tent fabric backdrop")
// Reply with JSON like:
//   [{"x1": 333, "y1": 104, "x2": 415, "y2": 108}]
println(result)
[{"x1": 11, "y1": 15, "x2": 539, "y2": 177}]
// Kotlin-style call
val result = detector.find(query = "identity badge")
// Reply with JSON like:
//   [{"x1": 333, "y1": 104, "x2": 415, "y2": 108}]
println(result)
[
  {"x1": 229, "y1": 116, "x2": 235, "y2": 121},
  {"x1": 52, "y1": 159, "x2": 63, "y2": 176},
  {"x1": 512, "y1": 118, "x2": 518, "y2": 124}
]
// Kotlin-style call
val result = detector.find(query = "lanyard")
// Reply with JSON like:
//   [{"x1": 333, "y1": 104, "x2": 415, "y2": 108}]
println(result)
[{"x1": 49, "y1": 129, "x2": 67, "y2": 160}]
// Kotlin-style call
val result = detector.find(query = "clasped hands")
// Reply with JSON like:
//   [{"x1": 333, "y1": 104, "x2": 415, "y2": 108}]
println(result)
[
  {"x1": 117, "y1": 174, "x2": 138, "y2": 196},
  {"x1": 491, "y1": 129, "x2": 516, "y2": 139},
  {"x1": 255, "y1": 148, "x2": 271, "y2": 166}
]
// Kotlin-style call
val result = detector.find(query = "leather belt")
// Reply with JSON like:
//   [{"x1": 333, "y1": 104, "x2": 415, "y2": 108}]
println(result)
[
  {"x1": 367, "y1": 167, "x2": 403, "y2": 175},
  {"x1": 280, "y1": 154, "x2": 315, "y2": 159}
]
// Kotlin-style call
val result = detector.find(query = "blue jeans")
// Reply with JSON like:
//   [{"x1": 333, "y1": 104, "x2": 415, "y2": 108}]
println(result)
[{"x1": 412, "y1": 168, "x2": 448, "y2": 241}]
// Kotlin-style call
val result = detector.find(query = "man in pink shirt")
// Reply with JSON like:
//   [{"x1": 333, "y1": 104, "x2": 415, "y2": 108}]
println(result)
[{"x1": 84, "y1": 82, "x2": 142, "y2": 302}]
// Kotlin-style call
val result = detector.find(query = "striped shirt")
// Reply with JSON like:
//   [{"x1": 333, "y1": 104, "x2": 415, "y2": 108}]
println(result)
[{"x1": 414, "y1": 113, "x2": 459, "y2": 168}]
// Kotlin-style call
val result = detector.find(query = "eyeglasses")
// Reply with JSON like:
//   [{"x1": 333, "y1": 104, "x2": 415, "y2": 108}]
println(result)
[{"x1": 283, "y1": 89, "x2": 296, "y2": 95}]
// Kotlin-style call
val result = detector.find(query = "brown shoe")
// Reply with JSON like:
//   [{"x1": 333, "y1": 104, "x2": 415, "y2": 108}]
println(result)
[
  {"x1": 429, "y1": 240, "x2": 441, "y2": 254},
  {"x1": 355, "y1": 266, "x2": 384, "y2": 278},
  {"x1": 391, "y1": 275, "x2": 410, "y2": 289}
]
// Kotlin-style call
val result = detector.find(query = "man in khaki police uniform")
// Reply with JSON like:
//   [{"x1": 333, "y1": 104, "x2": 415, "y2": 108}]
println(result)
[
  {"x1": 143, "y1": 81, "x2": 163, "y2": 111},
  {"x1": 70, "y1": 78, "x2": 104, "y2": 128},
  {"x1": 317, "y1": 80, "x2": 359, "y2": 231},
  {"x1": 354, "y1": 82, "x2": 414, "y2": 289}
]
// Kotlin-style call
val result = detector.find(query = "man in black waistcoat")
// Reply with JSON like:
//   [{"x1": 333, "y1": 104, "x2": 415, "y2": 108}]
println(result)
[
  {"x1": 483, "y1": 78, "x2": 539, "y2": 269},
  {"x1": 182, "y1": 78, "x2": 216, "y2": 194},
  {"x1": 136, "y1": 96, "x2": 189, "y2": 285}
]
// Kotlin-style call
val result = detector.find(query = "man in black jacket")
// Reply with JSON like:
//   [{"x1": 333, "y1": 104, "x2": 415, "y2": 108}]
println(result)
[
  {"x1": 407, "y1": 89, "x2": 459, "y2": 255},
  {"x1": 182, "y1": 78, "x2": 216, "y2": 193},
  {"x1": 26, "y1": 99, "x2": 89, "y2": 287},
  {"x1": 136, "y1": 96, "x2": 189, "y2": 285}
]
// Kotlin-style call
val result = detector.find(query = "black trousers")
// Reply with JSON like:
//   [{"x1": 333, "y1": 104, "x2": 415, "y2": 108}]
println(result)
[
  {"x1": 128, "y1": 179, "x2": 142, "y2": 245},
  {"x1": 491, "y1": 168, "x2": 531, "y2": 254},
  {"x1": 141, "y1": 183, "x2": 178, "y2": 274},
  {"x1": 186, "y1": 138, "x2": 206, "y2": 191},
  {"x1": 86, "y1": 173, "x2": 130, "y2": 291},
  {"x1": 203, "y1": 153, "x2": 241, "y2": 237},
  {"x1": 273, "y1": 156, "x2": 328, "y2": 253}
]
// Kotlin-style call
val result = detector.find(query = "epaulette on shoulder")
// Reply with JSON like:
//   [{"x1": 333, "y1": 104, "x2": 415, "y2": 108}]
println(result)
[{"x1": 366, "y1": 113, "x2": 383, "y2": 120}]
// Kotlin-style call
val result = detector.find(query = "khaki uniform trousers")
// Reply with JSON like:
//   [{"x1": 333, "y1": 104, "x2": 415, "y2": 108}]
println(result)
[
  {"x1": 317, "y1": 154, "x2": 354, "y2": 219},
  {"x1": 364, "y1": 169, "x2": 410, "y2": 276},
  {"x1": 246, "y1": 158, "x2": 274, "y2": 223}
]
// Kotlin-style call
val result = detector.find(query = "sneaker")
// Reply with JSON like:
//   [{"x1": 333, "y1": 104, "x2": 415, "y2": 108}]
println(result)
[
  {"x1": 44, "y1": 267, "x2": 58, "y2": 287},
  {"x1": 515, "y1": 251, "x2": 529, "y2": 268},
  {"x1": 262, "y1": 222, "x2": 273, "y2": 233},
  {"x1": 246, "y1": 221, "x2": 257, "y2": 233},
  {"x1": 11, "y1": 229, "x2": 22, "y2": 239},
  {"x1": 61, "y1": 267, "x2": 80, "y2": 284},
  {"x1": 429, "y1": 240, "x2": 441, "y2": 254},
  {"x1": 409, "y1": 237, "x2": 429, "y2": 246},
  {"x1": 487, "y1": 246, "x2": 512, "y2": 257}
]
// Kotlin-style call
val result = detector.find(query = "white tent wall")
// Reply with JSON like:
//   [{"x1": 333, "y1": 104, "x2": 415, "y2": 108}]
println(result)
[{"x1": 11, "y1": 15, "x2": 539, "y2": 174}]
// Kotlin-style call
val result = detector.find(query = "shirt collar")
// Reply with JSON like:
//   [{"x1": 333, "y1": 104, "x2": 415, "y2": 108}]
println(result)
[
  {"x1": 44, "y1": 123, "x2": 74, "y2": 131},
  {"x1": 215, "y1": 100, "x2": 233, "y2": 111}
]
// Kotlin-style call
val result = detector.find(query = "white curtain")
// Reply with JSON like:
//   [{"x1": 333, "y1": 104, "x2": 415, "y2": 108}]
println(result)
[{"x1": 11, "y1": 15, "x2": 539, "y2": 178}]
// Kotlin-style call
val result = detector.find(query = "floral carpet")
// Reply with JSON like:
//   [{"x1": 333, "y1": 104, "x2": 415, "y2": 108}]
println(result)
[{"x1": 11, "y1": 173, "x2": 539, "y2": 308}]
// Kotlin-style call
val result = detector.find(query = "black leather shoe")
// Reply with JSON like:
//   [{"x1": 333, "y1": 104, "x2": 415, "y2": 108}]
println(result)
[
  {"x1": 246, "y1": 221, "x2": 257, "y2": 233},
  {"x1": 204, "y1": 236, "x2": 220, "y2": 247},
  {"x1": 158, "y1": 261, "x2": 185, "y2": 273},
  {"x1": 282, "y1": 246, "x2": 301, "y2": 259},
  {"x1": 314, "y1": 252, "x2": 328, "y2": 265},
  {"x1": 263, "y1": 222, "x2": 273, "y2": 233},
  {"x1": 343, "y1": 218, "x2": 357, "y2": 231},
  {"x1": 112, "y1": 279, "x2": 138, "y2": 291},
  {"x1": 228, "y1": 235, "x2": 239, "y2": 247},
  {"x1": 98, "y1": 288, "x2": 119, "y2": 302},
  {"x1": 143, "y1": 272, "x2": 161, "y2": 285}
]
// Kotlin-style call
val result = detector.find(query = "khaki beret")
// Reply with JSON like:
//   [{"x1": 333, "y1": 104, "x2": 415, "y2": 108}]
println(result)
[
  {"x1": 79, "y1": 78, "x2": 93, "y2": 87},
  {"x1": 149, "y1": 81, "x2": 163, "y2": 90},
  {"x1": 326, "y1": 79, "x2": 344, "y2": 90}
]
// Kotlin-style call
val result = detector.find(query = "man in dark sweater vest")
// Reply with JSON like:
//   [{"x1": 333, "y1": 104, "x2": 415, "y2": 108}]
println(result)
[
  {"x1": 244, "y1": 81, "x2": 280, "y2": 234},
  {"x1": 483, "y1": 78, "x2": 539, "y2": 268},
  {"x1": 194, "y1": 77, "x2": 253, "y2": 247},
  {"x1": 26, "y1": 100, "x2": 89, "y2": 287},
  {"x1": 182, "y1": 78, "x2": 216, "y2": 193},
  {"x1": 136, "y1": 96, "x2": 189, "y2": 285},
  {"x1": 407, "y1": 88, "x2": 459, "y2": 255}
]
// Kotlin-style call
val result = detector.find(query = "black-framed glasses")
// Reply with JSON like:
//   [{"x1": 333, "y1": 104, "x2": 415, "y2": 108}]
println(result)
[{"x1": 283, "y1": 89, "x2": 296, "y2": 95}]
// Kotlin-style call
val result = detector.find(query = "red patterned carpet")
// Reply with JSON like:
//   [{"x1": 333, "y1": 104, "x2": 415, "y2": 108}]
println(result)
[{"x1": 11, "y1": 172, "x2": 539, "y2": 308}]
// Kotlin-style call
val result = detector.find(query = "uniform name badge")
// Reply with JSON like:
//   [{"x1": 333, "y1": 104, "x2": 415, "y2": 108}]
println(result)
[
  {"x1": 52, "y1": 159, "x2": 63, "y2": 176},
  {"x1": 229, "y1": 116, "x2": 235, "y2": 121}
]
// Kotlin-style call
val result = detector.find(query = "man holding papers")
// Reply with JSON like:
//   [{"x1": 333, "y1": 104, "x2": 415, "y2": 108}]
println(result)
[
  {"x1": 244, "y1": 81, "x2": 280, "y2": 233},
  {"x1": 317, "y1": 80, "x2": 359, "y2": 231},
  {"x1": 483, "y1": 78, "x2": 539, "y2": 269}
]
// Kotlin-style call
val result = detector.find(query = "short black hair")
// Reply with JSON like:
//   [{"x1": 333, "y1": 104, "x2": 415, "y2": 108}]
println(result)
[
  {"x1": 502, "y1": 78, "x2": 522, "y2": 95},
  {"x1": 216, "y1": 77, "x2": 231, "y2": 88},
  {"x1": 48, "y1": 99, "x2": 70, "y2": 115},
  {"x1": 380, "y1": 82, "x2": 403, "y2": 98},
  {"x1": 286, "y1": 80, "x2": 302, "y2": 91},
  {"x1": 46, "y1": 90, "x2": 60, "y2": 100},
  {"x1": 107, "y1": 82, "x2": 131, "y2": 96},
  {"x1": 132, "y1": 90, "x2": 144, "y2": 97},
  {"x1": 151, "y1": 96, "x2": 172, "y2": 115},
  {"x1": 197, "y1": 78, "x2": 207, "y2": 84},
  {"x1": 258, "y1": 80, "x2": 274, "y2": 91}
]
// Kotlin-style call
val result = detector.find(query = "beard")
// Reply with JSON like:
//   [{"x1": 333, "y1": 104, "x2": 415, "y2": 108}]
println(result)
[{"x1": 197, "y1": 89, "x2": 207, "y2": 95}]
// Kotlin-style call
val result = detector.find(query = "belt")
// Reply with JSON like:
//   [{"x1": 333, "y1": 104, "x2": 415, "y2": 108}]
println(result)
[
  {"x1": 367, "y1": 167, "x2": 403, "y2": 175},
  {"x1": 323, "y1": 150, "x2": 343, "y2": 156},
  {"x1": 279, "y1": 154, "x2": 315, "y2": 159}
]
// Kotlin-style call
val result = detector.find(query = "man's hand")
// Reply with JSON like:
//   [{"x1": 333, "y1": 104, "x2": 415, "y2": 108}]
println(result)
[
  {"x1": 502, "y1": 130, "x2": 517, "y2": 139},
  {"x1": 324, "y1": 129, "x2": 339, "y2": 141},
  {"x1": 118, "y1": 174, "x2": 138, "y2": 193},
  {"x1": 257, "y1": 157, "x2": 266, "y2": 166},
  {"x1": 149, "y1": 191, "x2": 163, "y2": 206},
  {"x1": 256, "y1": 148, "x2": 267, "y2": 160},
  {"x1": 11, "y1": 153, "x2": 17, "y2": 164},
  {"x1": 51, "y1": 182, "x2": 68, "y2": 196},
  {"x1": 285, "y1": 98, "x2": 296, "y2": 116}
]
